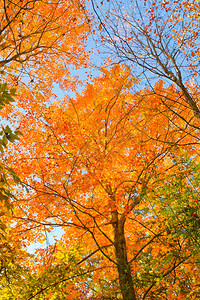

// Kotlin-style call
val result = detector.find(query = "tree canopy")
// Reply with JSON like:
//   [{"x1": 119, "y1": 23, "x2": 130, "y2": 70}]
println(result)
[{"x1": 0, "y1": 0, "x2": 199, "y2": 299}]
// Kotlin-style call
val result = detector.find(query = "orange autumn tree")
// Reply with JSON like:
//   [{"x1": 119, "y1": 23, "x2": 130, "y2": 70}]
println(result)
[
  {"x1": 6, "y1": 65, "x2": 199, "y2": 299},
  {"x1": 0, "y1": 0, "x2": 89, "y2": 187},
  {"x1": 0, "y1": 0, "x2": 88, "y2": 73},
  {"x1": 0, "y1": 79, "x2": 36, "y2": 300},
  {"x1": 0, "y1": 0, "x2": 89, "y2": 109},
  {"x1": 0, "y1": 1, "x2": 91, "y2": 298}
]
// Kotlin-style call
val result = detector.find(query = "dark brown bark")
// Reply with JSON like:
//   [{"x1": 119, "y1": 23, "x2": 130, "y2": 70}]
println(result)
[{"x1": 111, "y1": 210, "x2": 136, "y2": 300}]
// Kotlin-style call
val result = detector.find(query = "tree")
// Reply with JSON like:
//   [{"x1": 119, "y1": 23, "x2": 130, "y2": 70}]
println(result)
[
  {"x1": 0, "y1": 0, "x2": 89, "y2": 100},
  {"x1": 0, "y1": 1, "x2": 90, "y2": 298},
  {"x1": 0, "y1": 240, "x2": 94, "y2": 299},
  {"x1": 8, "y1": 65, "x2": 199, "y2": 299},
  {"x1": 91, "y1": 0, "x2": 200, "y2": 125},
  {"x1": 0, "y1": 1, "x2": 199, "y2": 298},
  {"x1": 0, "y1": 76, "x2": 33, "y2": 300}
]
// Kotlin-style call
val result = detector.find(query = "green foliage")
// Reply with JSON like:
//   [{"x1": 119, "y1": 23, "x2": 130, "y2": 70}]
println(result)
[
  {"x1": 0, "y1": 80, "x2": 22, "y2": 152},
  {"x1": 156, "y1": 159, "x2": 200, "y2": 249},
  {"x1": 0, "y1": 78, "x2": 22, "y2": 235},
  {"x1": 132, "y1": 158, "x2": 200, "y2": 298},
  {"x1": 0, "y1": 244, "x2": 91, "y2": 300}
]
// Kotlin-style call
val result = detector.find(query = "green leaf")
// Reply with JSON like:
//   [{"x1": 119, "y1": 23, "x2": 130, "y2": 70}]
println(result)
[
  {"x1": 13, "y1": 175, "x2": 21, "y2": 184},
  {"x1": 6, "y1": 134, "x2": 17, "y2": 143},
  {"x1": 1, "y1": 83, "x2": 8, "y2": 92},
  {"x1": 165, "y1": 253, "x2": 173, "y2": 264},
  {"x1": 10, "y1": 88, "x2": 17, "y2": 95},
  {"x1": 2, "y1": 135, "x2": 8, "y2": 146},
  {"x1": 0, "y1": 222, "x2": 6, "y2": 232},
  {"x1": 4, "y1": 125, "x2": 12, "y2": 134}
]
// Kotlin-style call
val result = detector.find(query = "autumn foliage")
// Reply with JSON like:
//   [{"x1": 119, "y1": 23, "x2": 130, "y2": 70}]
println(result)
[{"x1": 0, "y1": 0, "x2": 199, "y2": 299}]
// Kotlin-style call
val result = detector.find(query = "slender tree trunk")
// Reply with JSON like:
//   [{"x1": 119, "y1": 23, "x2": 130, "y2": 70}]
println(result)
[{"x1": 111, "y1": 210, "x2": 136, "y2": 300}]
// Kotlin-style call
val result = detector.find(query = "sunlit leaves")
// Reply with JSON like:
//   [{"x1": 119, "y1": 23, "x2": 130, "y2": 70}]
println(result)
[
  {"x1": 0, "y1": 0, "x2": 199, "y2": 298},
  {"x1": 4, "y1": 63, "x2": 199, "y2": 298}
]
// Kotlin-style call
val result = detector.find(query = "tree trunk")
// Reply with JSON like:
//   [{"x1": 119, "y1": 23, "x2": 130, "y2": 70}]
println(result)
[{"x1": 111, "y1": 210, "x2": 136, "y2": 300}]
